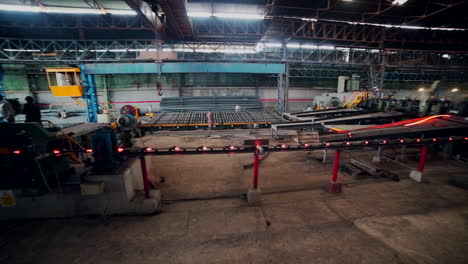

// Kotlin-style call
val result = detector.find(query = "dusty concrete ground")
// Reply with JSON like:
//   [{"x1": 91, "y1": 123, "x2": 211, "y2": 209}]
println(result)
[{"x1": 1, "y1": 128, "x2": 468, "y2": 264}]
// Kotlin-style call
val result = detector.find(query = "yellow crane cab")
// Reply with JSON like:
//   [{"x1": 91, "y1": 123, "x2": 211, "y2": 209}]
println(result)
[{"x1": 45, "y1": 67, "x2": 84, "y2": 97}]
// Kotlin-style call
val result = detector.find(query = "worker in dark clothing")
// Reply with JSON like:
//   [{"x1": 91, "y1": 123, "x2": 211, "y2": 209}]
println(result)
[
  {"x1": 0, "y1": 94, "x2": 15, "y2": 123},
  {"x1": 23, "y1": 96, "x2": 41, "y2": 123}
]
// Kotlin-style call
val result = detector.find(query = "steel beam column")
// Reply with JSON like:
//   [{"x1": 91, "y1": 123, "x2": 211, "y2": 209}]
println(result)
[
  {"x1": 277, "y1": 64, "x2": 289, "y2": 114},
  {"x1": 80, "y1": 63, "x2": 100, "y2": 123}
]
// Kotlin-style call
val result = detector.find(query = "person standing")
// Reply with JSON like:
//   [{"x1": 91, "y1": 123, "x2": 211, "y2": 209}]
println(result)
[
  {"x1": 23, "y1": 96, "x2": 41, "y2": 123},
  {"x1": 206, "y1": 110, "x2": 214, "y2": 135},
  {"x1": 235, "y1": 104, "x2": 241, "y2": 113},
  {"x1": 0, "y1": 95, "x2": 16, "y2": 123}
]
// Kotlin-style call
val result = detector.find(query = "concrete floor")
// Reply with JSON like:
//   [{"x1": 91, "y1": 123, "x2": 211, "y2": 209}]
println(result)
[{"x1": 1, "y1": 129, "x2": 468, "y2": 264}]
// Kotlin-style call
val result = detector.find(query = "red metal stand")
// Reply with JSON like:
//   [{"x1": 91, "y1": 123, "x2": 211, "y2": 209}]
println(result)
[
  {"x1": 331, "y1": 150, "x2": 341, "y2": 182},
  {"x1": 253, "y1": 152, "x2": 259, "y2": 189},
  {"x1": 140, "y1": 155, "x2": 151, "y2": 198},
  {"x1": 418, "y1": 145, "x2": 428, "y2": 172},
  {"x1": 326, "y1": 150, "x2": 342, "y2": 193}
]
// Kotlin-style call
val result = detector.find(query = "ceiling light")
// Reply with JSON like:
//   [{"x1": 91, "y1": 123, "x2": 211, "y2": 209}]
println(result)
[
  {"x1": 0, "y1": 4, "x2": 40, "y2": 12},
  {"x1": 218, "y1": 49, "x2": 256, "y2": 54},
  {"x1": 173, "y1": 48, "x2": 194, "y2": 52},
  {"x1": 418, "y1": 88, "x2": 424, "y2": 92},
  {"x1": 392, "y1": 0, "x2": 408, "y2": 5},
  {"x1": 318, "y1": 45, "x2": 335, "y2": 50},
  {"x1": 264, "y1": 43, "x2": 283, "y2": 48},
  {"x1": 346, "y1": 20, "x2": 465, "y2": 31},
  {"x1": 286, "y1": 43, "x2": 301, "y2": 48},
  {"x1": 301, "y1": 18, "x2": 318, "y2": 22},
  {"x1": 4, "y1": 49, "x2": 41, "y2": 52},
  {"x1": 188, "y1": 12, "x2": 264, "y2": 20},
  {"x1": 214, "y1": 13, "x2": 264, "y2": 20},
  {"x1": 168, "y1": 46, "x2": 256, "y2": 54},
  {"x1": 336, "y1": 47, "x2": 350, "y2": 51},
  {"x1": 44, "y1": 7, "x2": 102, "y2": 14},
  {"x1": 301, "y1": 44, "x2": 318, "y2": 49},
  {"x1": 0, "y1": 4, "x2": 136, "y2": 15},
  {"x1": 450, "y1": 88, "x2": 459, "y2": 92},
  {"x1": 104, "y1": 10, "x2": 138, "y2": 15},
  {"x1": 187, "y1": 12, "x2": 212, "y2": 17}
]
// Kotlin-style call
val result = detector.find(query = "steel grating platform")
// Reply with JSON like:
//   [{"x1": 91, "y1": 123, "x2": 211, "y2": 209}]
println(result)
[
  {"x1": 140, "y1": 112, "x2": 285, "y2": 128},
  {"x1": 61, "y1": 123, "x2": 108, "y2": 136}
]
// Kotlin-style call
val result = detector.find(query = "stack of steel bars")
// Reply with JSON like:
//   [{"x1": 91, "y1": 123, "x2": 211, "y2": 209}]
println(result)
[
  {"x1": 160, "y1": 96, "x2": 262, "y2": 112},
  {"x1": 141, "y1": 112, "x2": 285, "y2": 126}
]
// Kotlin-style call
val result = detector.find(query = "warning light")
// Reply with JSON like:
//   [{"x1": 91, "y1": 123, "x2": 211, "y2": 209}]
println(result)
[
  {"x1": 304, "y1": 143, "x2": 310, "y2": 148},
  {"x1": 281, "y1": 144, "x2": 288, "y2": 149},
  {"x1": 416, "y1": 139, "x2": 421, "y2": 142},
  {"x1": 174, "y1": 146, "x2": 182, "y2": 152},
  {"x1": 382, "y1": 140, "x2": 388, "y2": 144},
  {"x1": 464, "y1": 137, "x2": 468, "y2": 140},
  {"x1": 229, "y1": 146, "x2": 237, "y2": 151},
  {"x1": 348, "y1": 133, "x2": 353, "y2": 138},
  {"x1": 432, "y1": 138, "x2": 437, "y2": 142},
  {"x1": 12, "y1": 149, "x2": 21, "y2": 155},
  {"x1": 86, "y1": 149, "x2": 93, "y2": 153},
  {"x1": 399, "y1": 139, "x2": 405, "y2": 143},
  {"x1": 145, "y1": 147, "x2": 153, "y2": 152},
  {"x1": 52, "y1": 149, "x2": 61, "y2": 154},
  {"x1": 117, "y1": 146, "x2": 125, "y2": 153},
  {"x1": 325, "y1": 142, "x2": 331, "y2": 147},
  {"x1": 363, "y1": 140, "x2": 369, "y2": 145},
  {"x1": 345, "y1": 141, "x2": 351, "y2": 146},
  {"x1": 449, "y1": 137, "x2": 453, "y2": 141},
  {"x1": 202, "y1": 146, "x2": 209, "y2": 151}
]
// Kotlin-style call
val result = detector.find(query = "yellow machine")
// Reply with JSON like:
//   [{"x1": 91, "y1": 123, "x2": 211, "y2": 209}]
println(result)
[
  {"x1": 45, "y1": 67, "x2": 83, "y2": 97},
  {"x1": 345, "y1": 92, "x2": 371, "y2": 108}
]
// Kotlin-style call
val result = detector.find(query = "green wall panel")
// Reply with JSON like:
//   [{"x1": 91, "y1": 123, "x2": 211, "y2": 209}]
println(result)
[{"x1": 4, "y1": 70, "x2": 29, "y2": 92}]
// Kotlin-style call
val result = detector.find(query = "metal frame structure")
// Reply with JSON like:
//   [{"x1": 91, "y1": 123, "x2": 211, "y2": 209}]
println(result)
[
  {"x1": 1, "y1": 39, "x2": 466, "y2": 67},
  {"x1": 192, "y1": 19, "x2": 467, "y2": 47},
  {"x1": 0, "y1": 14, "x2": 150, "y2": 32},
  {"x1": 0, "y1": 38, "x2": 467, "y2": 113}
]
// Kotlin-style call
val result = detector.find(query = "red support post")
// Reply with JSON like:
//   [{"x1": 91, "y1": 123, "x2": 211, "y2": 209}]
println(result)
[
  {"x1": 140, "y1": 154, "x2": 151, "y2": 198},
  {"x1": 331, "y1": 150, "x2": 341, "y2": 182},
  {"x1": 418, "y1": 145, "x2": 428, "y2": 172},
  {"x1": 253, "y1": 152, "x2": 259, "y2": 189},
  {"x1": 326, "y1": 149, "x2": 342, "y2": 193}
]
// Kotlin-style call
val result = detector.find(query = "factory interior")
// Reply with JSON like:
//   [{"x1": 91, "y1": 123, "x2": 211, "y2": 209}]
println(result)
[{"x1": 1, "y1": 0, "x2": 468, "y2": 263}]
